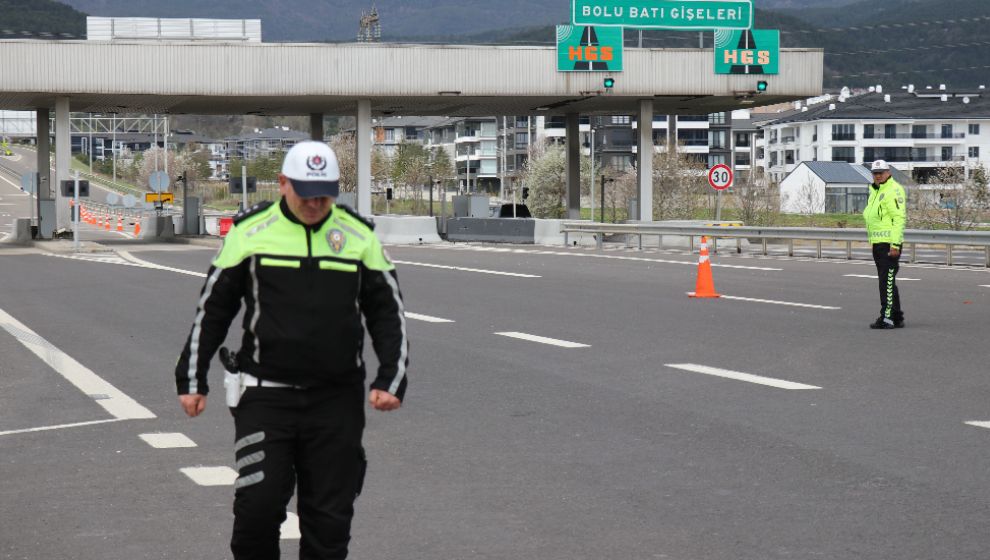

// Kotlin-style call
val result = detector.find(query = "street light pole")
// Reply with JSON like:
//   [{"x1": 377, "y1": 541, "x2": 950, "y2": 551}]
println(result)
[{"x1": 590, "y1": 126, "x2": 595, "y2": 222}]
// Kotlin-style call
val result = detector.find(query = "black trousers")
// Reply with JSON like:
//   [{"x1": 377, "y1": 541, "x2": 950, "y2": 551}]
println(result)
[
  {"x1": 230, "y1": 383, "x2": 367, "y2": 560},
  {"x1": 872, "y1": 243, "x2": 904, "y2": 323}
]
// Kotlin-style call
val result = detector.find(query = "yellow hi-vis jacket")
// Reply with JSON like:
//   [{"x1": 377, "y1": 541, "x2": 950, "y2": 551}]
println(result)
[{"x1": 863, "y1": 177, "x2": 907, "y2": 246}]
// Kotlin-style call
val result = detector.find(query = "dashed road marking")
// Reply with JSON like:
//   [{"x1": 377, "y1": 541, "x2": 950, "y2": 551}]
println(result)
[
  {"x1": 494, "y1": 331, "x2": 589, "y2": 348},
  {"x1": 844, "y1": 274, "x2": 920, "y2": 281},
  {"x1": 965, "y1": 421, "x2": 990, "y2": 430},
  {"x1": 391, "y1": 260, "x2": 541, "y2": 278},
  {"x1": 717, "y1": 294, "x2": 841, "y2": 310},
  {"x1": 180, "y1": 466, "x2": 238, "y2": 486},
  {"x1": 405, "y1": 312, "x2": 455, "y2": 323},
  {"x1": 665, "y1": 363, "x2": 822, "y2": 390},
  {"x1": 0, "y1": 418, "x2": 124, "y2": 437},
  {"x1": 0, "y1": 306, "x2": 156, "y2": 420},
  {"x1": 140, "y1": 433, "x2": 197, "y2": 448}
]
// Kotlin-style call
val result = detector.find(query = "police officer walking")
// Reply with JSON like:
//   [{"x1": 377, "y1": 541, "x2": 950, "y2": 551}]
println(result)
[
  {"x1": 864, "y1": 159, "x2": 907, "y2": 329},
  {"x1": 174, "y1": 140, "x2": 408, "y2": 559}
]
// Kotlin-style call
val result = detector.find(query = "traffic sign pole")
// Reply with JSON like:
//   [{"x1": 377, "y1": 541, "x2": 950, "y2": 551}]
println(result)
[
  {"x1": 73, "y1": 171, "x2": 80, "y2": 252},
  {"x1": 707, "y1": 164, "x2": 734, "y2": 222}
]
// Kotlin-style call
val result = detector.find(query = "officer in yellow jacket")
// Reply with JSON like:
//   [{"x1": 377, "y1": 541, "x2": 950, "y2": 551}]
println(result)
[{"x1": 863, "y1": 159, "x2": 906, "y2": 329}]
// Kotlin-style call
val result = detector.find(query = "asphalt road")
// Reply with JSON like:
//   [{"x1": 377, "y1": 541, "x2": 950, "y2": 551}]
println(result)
[
  {"x1": 1, "y1": 239, "x2": 989, "y2": 559},
  {"x1": 0, "y1": 147, "x2": 142, "y2": 242}
]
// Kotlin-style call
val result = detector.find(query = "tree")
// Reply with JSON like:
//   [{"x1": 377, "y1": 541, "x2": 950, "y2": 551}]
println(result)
[
  {"x1": 651, "y1": 146, "x2": 709, "y2": 221},
  {"x1": 733, "y1": 177, "x2": 780, "y2": 226},
  {"x1": 519, "y1": 142, "x2": 568, "y2": 218},
  {"x1": 914, "y1": 164, "x2": 989, "y2": 230},
  {"x1": 136, "y1": 146, "x2": 176, "y2": 190},
  {"x1": 330, "y1": 134, "x2": 356, "y2": 193}
]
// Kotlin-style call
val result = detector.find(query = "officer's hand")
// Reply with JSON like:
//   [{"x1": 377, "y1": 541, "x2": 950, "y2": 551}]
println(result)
[
  {"x1": 888, "y1": 246, "x2": 901, "y2": 258},
  {"x1": 179, "y1": 394, "x2": 207, "y2": 417},
  {"x1": 369, "y1": 389, "x2": 401, "y2": 412}
]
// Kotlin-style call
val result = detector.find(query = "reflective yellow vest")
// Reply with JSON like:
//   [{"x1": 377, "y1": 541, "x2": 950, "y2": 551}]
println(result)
[{"x1": 863, "y1": 177, "x2": 906, "y2": 246}]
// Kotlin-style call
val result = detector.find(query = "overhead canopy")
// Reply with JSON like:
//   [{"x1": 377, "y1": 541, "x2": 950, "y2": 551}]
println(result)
[{"x1": 0, "y1": 40, "x2": 823, "y2": 116}]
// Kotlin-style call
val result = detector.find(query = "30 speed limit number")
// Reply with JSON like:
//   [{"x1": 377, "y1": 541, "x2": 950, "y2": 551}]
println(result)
[{"x1": 708, "y1": 164, "x2": 733, "y2": 191}]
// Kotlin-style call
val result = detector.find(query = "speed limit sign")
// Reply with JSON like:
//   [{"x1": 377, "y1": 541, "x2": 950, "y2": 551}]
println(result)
[{"x1": 708, "y1": 164, "x2": 733, "y2": 191}]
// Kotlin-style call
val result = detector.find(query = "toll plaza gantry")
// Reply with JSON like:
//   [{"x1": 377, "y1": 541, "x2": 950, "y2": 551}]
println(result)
[{"x1": 0, "y1": 39, "x2": 822, "y2": 235}]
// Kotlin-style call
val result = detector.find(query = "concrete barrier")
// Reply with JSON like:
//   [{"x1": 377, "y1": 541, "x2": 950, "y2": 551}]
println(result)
[
  {"x1": 446, "y1": 218, "x2": 534, "y2": 243},
  {"x1": 534, "y1": 219, "x2": 598, "y2": 246},
  {"x1": 1, "y1": 218, "x2": 32, "y2": 244},
  {"x1": 137, "y1": 216, "x2": 174, "y2": 239},
  {"x1": 372, "y1": 215, "x2": 442, "y2": 244}
]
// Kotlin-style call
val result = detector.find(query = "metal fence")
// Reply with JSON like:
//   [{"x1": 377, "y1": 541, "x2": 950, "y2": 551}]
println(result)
[{"x1": 560, "y1": 222, "x2": 990, "y2": 267}]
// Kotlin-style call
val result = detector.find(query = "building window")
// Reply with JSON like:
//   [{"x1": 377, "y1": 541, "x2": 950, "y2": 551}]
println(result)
[
  {"x1": 708, "y1": 112, "x2": 727, "y2": 125},
  {"x1": 677, "y1": 129, "x2": 708, "y2": 147},
  {"x1": 832, "y1": 124, "x2": 855, "y2": 141},
  {"x1": 756, "y1": 148, "x2": 765, "y2": 159},
  {"x1": 735, "y1": 152, "x2": 751, "y2": 166},
  {"x1": 708, "y1": 154, "x2": 727, "y2": 167},
  {"x1": 611, "y1": 115, "x2": 631, "y2": 125},
  {"x1": 970, "y1": 147, "x2": 981, "y2": 158},
  {"x1": 384, "y1": 129, "x2": 395, "y2": 142},
  {"x1": 405, "y1": 127, "x2": 419, "y2": 140},
  {"x1": 885, "y1": 124, "x2": 897, "y2": 138},
  {"x1": 678, "y1": 115, "x2": 708, "y2": 122},
  {"x1": 709, "y1": 130, "x2": 727, "y2": 149},
  {"x1": 969, "y1": 124, "x2": 981, "y2": 135},
  {"x1": 941, "y1": 124, "x2": 954, "y2": 139},
  {"x1": 735, "y1": 132, "x2": 750, "y2": 147},
  {"x1": 864, "y1": 124, "x2": 875, "y2": 139},
  {"x1": 832, "y1": 147, "x2": 855, "y2": 162},
  {"x1": 515, "y1": 132, "x2": 528, "y2": 150},
  {"x1": 941, "y1": 147, "x2": 954, "y2": 161},
  {"x1": 912, "y1": 125, "x2": 928, "y2": 139}
]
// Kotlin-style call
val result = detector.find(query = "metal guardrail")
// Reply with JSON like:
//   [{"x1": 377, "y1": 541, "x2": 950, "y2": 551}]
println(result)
[{"x1": 560, "y1": 222, "x2": 990, "y2": 267}]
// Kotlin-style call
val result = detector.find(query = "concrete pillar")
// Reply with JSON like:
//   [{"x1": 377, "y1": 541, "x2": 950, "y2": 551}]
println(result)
[
  {"x1": 565, "y1": 113, "x2": 581, "y2": 219},
  {"x1": 636, "y1": 100, "x2": 654, "y2": 221},
  {"x1": 356, "y1": 100, "x2": 372, "y2": 215},
  {"x1": 55, "y1": 97, "x2": 71, "y2": 230},
  {"x1": 35, "y1": 109, "x2": 55, "y2": 238},
  {"x1": 310, "y1": 113, "x2": 324, "y2": 141}
]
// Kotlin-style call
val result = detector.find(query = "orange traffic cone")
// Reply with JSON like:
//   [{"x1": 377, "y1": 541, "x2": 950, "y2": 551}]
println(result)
[
  {"x1": 104, "y1": 213, "x2": 112, "y2": 231},
  {"x1": 116, "y1": 215, "x2": 124, "y2": 232},
  {"x1": 133, "y1": 219, "x2": 141, "y2": 237},
  {"x1": 688, "y1": 236, "x2": 720, "y2": 298}
]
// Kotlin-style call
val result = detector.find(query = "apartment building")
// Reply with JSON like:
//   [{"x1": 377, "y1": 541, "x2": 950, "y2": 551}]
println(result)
[
  {"x1": 423, "y1": 117, "x2": 499, "y2": 192},
  {"x1": 757, "y1": 88, "x2": 990, "y2": 185}
]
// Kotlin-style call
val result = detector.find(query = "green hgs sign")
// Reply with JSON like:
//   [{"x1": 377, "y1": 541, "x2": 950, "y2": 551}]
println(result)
[
  {"x1": 557, "y1": 25, "x2": 624, "y2": 72},
  {"x1": 572, "y1": 0, "x2": 753, "y2": 30},
  {"x1": 714, "y1": 28, "x2": 779, "y2": 74}
]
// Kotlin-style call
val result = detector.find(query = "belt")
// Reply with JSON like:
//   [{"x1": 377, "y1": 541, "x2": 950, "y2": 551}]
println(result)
[{"x1": 241, "y1": 372, "x2": 304, "y2": 389}]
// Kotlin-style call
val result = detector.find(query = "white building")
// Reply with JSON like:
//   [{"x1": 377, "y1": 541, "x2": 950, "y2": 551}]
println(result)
[
  {"x1": 758, "y1": 87, "x2": 990, "y2": 185},
  {"x1": 780, "y1": 161, "x2": 915, "y2": 214}
]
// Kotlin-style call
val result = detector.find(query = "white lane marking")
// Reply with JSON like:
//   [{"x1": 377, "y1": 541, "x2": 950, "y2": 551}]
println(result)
[
  {"x1": 0, "y1": 307, "x2": 156, "y2": 420},
  {"x1": 665, "y1": 363, "x2": 822, "y2": 390},
  {"x1": 0, "y1": 173, "x2": 21, "y2": 190},
  {"x1": 980, "y1": 285, "x2": 990, "y2": 288},
  {"x1": 391, "y1": 260, "x2": 541, "y2": 278},
  {"x1": 140, "y1": 433, "x2": 197, "y2": 449},
  {"x1": 0, "y1": 203, "x2": 15, "y2": 206},
  {"x1": 281, "y1": 513, "x2": 301, "y2": 540},
  {"x1": 718, "y1": 294, "x2": 841, "y2": 310},
  {"x1": 494, "y1": 331, "x2": 589, "y2": 348},
  {"x1": 180, "y1": 466, "x2": 239, "y2": 486},
  {"x1": 405, "y1": 312, "x2": 455, "y2": 323},
  {"x1": 965, "y1": 421, "x2": 990, "y2": 430},
  {"x1": 413, "y1": 245, "x2": 782, "y2": 271},
  {"x1": 116, "y1": 251, "x2": 208, "y2": 277},
  {"x1": 0, "y1": 418, "x2": 124, "y2": 437},
  {"x1": 844, "y1": 274, "x2": 920, "y2": 281}
]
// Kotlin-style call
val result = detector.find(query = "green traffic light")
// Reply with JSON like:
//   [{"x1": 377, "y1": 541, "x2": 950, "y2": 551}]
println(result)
[
  {"x1": 757, "y1": 81, "x2": 768, "y2": 92},
  {"x1": 604, "y1": 78, "x2": 615, "y2": 89}
]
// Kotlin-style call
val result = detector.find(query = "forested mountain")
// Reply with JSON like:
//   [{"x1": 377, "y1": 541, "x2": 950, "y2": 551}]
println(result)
[
  {"x1": 0, "y1": 0, "x2": 86, "y2": 37},
  {"x1": 9, "y1": 0, "x2": 988, "y2": 88}
]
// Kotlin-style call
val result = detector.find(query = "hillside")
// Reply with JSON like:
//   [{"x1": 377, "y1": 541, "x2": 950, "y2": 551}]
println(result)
[
  {"x1": 11, "y1": 0, "x2": 990, "y2": 89},
  {"x1": 0, "y1": 0, "x2": 86, "y2": 37}
]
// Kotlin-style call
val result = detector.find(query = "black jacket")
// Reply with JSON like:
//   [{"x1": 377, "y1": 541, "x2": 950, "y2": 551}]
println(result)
[{"x1": 174, "y1": 199, "x2": 408, "y2": 400}]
